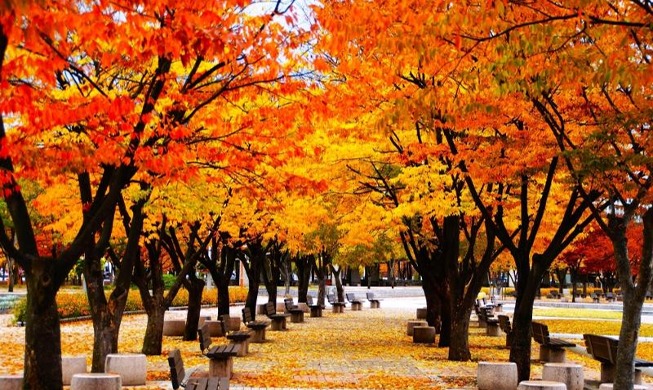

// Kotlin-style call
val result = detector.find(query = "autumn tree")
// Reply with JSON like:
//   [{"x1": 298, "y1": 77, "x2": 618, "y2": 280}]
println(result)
[
  {"x1": 0, "y1": 0, "x2": 312, "y2": 387},
  {"x1": 452, "y1": 2, "x2": 653, "y2": 386}
]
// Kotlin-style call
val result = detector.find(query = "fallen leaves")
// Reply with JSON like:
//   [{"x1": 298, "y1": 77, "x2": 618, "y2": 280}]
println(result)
[{"x1": 1, "y1": 301, "x2": 652, "y2": 388}]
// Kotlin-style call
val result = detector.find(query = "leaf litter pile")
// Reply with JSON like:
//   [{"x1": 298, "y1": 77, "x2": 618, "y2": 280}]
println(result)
[{"x1": 0, "y1": 300, "x2": 642, "y2": 389}]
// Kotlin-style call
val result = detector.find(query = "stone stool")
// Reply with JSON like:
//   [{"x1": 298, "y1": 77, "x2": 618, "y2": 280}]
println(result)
[
  {"x1": 332, "y1": 303, "x2": 344, "y2": 313},
  {"x1": 70, "y1": 373, "x2": 121, "y2": 390},
  {"x1": 276, "y1": 302, "x2": 286, "y2": 313},
  {"x1": 62, "y1": 356, "x2": 87, "y2": 385},
  {"x1": 486, "y1": 320, "x2": 501, "y2": 337},
  {"x1": 412, "y1": 326, "x2": 436, "y2": 344},
  {"x1": 298, "y1": 302, "x2": 310, "y2": 313},
  {"x1": 407, "y1": 320, "x2": 428, "y2": 336},
  {"x1": 256, "y1": 303, "x2": 267, "y2": 315},
  {"x1": 416, "y1": 307, "x2": 427, "y2": 320},
  {"x1": 542, "y1": 363, "x2": 583, "y2": 390},
  {"x1": 163, "y1": 319, "x2": 186, "y2": 336},
  {"x1": 198, "y1": 315, "x2": 211, "y2": 328},
  {"x1": 104, "y1": 353, "x2": 146, "y2": 386},
  {"x1": 0, "y1": 375, "x2": 23, "y2": 390},
  {"x1": 220, "y1": 315, "x2": 241, "y2": 332},
  {"x1": 477, "y1": 362, "x2": 518, "y2": 390},
  {"x1": 518, "y1": 380, "x2": 567, "y2": 390},
  {"x1": 598, "y1": 384, "x2": 649, "y2": 390},
  {"x1": 206, "y1": 320, "x2": 225, "y2": 337},
  {"x1": 539, "y1": 346, "x2": 567, "y2": 363}
]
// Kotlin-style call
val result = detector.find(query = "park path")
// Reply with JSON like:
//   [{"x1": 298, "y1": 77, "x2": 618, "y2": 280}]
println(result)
[{"x1": 0, "y1": 288, "x2": 651, "y2": 389}]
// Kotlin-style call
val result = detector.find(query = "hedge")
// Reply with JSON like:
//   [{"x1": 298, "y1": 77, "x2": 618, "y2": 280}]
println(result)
[{"x1": 13, "y1": 286, "x2": 248, "y2": 324}]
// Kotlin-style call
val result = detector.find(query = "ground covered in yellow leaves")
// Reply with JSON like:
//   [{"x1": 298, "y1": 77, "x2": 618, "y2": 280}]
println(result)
[{"x1": 1, "y1": 298, "x2": 651, "y2": 389}]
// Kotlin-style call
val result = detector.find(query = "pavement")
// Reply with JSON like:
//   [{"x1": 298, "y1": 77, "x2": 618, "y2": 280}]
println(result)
[{"x1": 2, "y1": 285, "x2": 653, "y2": 389}]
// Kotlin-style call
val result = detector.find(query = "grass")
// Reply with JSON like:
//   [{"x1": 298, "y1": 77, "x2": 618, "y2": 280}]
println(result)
[{"x1": 533, "y1": 307, "x2": 623, "y2": 320}]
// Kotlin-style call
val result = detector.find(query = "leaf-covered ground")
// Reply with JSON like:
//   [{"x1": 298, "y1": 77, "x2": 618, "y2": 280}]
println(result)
[{"x1": 0, "y1": 300, "x2": 651, "y2": 389}]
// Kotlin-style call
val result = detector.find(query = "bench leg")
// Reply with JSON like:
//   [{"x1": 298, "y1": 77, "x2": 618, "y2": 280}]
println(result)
[
  {"x1": 486, "y1": 323, "x2": 501, "y2": 337},
  {"x1": 539, "y1": 346, "x2": 566, "y2": 363},
  {"x1": 290, "y1": 312, "x2": 304, "y2": 323},
  {"x1": 209, "y1": 358, "x2": 233, "y2": 379},
  {"x1": 228, "y1": 340, "x2": 248, "y2": 356},
  {"x1": 270, "y1": 319, "x2": 284, "y2": 331},
  {"x1": 600, "y1": 362, "x2": 615, "y2": 383},
  {"x1": 250, "y1": 328, "x2": 265, "y2": 343}
]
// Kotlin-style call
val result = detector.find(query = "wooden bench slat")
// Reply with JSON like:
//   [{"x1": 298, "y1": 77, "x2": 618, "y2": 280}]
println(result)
[{"x1": 532, "y1": 321, "x2": 575, "y2": 349}]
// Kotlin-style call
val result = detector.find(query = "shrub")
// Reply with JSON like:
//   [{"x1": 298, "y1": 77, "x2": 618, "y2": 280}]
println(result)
[
  {"x1": 12, "y1": 286, "x2": 249, "y2": 323},
  {"x1": 11, "y1": 296, "x2": 26, "y2": 325}
]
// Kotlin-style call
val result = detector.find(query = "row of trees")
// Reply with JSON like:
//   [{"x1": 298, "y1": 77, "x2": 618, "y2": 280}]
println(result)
[{"x1": 1, "y1": 1, "x2": 652, "y2": 389}]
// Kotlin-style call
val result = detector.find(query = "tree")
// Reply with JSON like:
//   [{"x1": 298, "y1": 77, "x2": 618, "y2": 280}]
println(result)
[{"x1": 0, "y1": 0, "x2": 312, "y2": 386}]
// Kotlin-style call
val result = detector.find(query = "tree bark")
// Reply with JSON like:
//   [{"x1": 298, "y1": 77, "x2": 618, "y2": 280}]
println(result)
[
  {"x1": 23, "y1": 259, "x2": 63, "y2": 390},
  {"x1": 183, "y1": 275, "x2": 205, "y2": 341},
  {"x1": 141, "y1": 304, "x2": 167, "y2": 355},
  {"x1": 611, "y1": 209, "x2": 653, "y2": 389},
  {"x1": 296, "y1": 255, "x2": 311, "y2": 302}
]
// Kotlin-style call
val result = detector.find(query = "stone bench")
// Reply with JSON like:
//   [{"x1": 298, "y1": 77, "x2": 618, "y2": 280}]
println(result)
[
  {"x1": 477, "y1": 362, "x2": 518, "y2": 390},
  {"x1": 62, "y1": 356, "x2": 87, "y2": 385},
  {"x1": 70, "y1": 373, "x2": 121, "y2": 390},
  {"x1": 104, "y1": 353, "x2": 147, "y2": 386},
  {"x1": 412, "y1": 326, "x2": 435, "y2": 344},
  {"x1": 542, "y1": 362, "x2": 583, "y2": 390},
  {"x1": 598, "y1": 384, "x2": 650, "y2": 390},
  {"x1": 0, "y1": 374, "x2": 23, "y2": 390},
  {"x1": 198, "y1": 315, "x2": 211, "y2": 328},
  {"x1": 517, "y1": 380, "x2": 567, "y2": 389},
  {"x1": 220, "y1": 315, "x2": 242, "y2": 332},
  {"x1": 163, "y1": 319, "x2": 186, "y2": 336},
  {"x1": 486, "y1": 320, "x2": 501, "y2": 337},
  {"x1": 406, "y1": 320, "x2": 428, "y2": 336},
  {"x1": 206, "y1": 320, "x2": 225, "y2": 337},
  {"x1": 297, "y1": 302, "x2": 310, "y2": 313}
]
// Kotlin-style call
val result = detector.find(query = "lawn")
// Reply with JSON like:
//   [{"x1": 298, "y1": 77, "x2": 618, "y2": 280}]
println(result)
[{"x1": 1, "y1": 300, "x2": 653, "y2": 388}]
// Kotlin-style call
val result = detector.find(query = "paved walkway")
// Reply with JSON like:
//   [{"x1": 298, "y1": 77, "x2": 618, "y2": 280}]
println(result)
[{"x1": 2, "y1": 286, "x2": 653, "y2": 389}]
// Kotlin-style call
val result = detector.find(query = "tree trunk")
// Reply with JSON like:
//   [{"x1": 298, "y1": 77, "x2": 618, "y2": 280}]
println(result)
[
  {"x1": 448, "y1": 306, "x2": 473, "y2": 360},
  {"x1": 509, "y1": 257, "x2": 544, "y2": 381},
  {"x1": 437, "y1": 281, "x2": 451, "y2": 347},
  {"x1": 183, "y1": 275, "x2": 205, "y2": 341},
  {"x1": 216, "y1": 274, "x2": 231, "y2": 316},
  {"x1": 333, "y1": 266, "x2": 344, "y2": 302},
  {"x1": 611, "y1": 209, "x2": 653, "y2": 389},
  {"x1": 7, "y1": 257, "x2": 14, "y2": 292},
  {"x1": 141, "y1": 304, "x2": 166, "y2": 355},
  {"x1": 87, "y1": 291, "x2": 125, "y2": 372},
  {"x1": 296, "y1": 256, "x2": 311, "y2": 302},
  {"x1": 23, "y1": 262, "x2": 63, "y2": 390}
]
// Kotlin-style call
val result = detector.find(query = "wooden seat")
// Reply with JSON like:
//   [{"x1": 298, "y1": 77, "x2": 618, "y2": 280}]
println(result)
[
  {"x1": 531, "y1": 322, "x2": 575, "y2": 363},
  {"x1": 327, "y1": 294, "x2": 346, "y2": 313},
  {"x1": 264, "y1": 301, "x2": 290, "y2": 330},
  {"x1": 284, "y1": 298, "x2": 305, "y2": 323},
  {"x1": 168, "y1": 349, "x2": 203, "y2": 390},
  {"x1": 497, "y1": 315, "x2": 512, "y2": 347},
  {"x1": 218, "y1": 316, "x2": 251, "y2": 356},
  {"x1": 583, "y1": 333, "x2": 652, "y2": 384},
  {"x1": 185, "y1": 377, "x2": 229, "y2": 390},
  {"x1": 197, "y1": 324, "x2": 240, "y2": 378},
  {"x1": 345, "y1": 293, "x2": 363, "y2": 310},
  {"x1": 242, "y1": 307, "x2": 269, "y2": 343},
  {"x1": 306, "y1": 295, "x2": 323, "y2": 317},
  {"x1": 366, "y1": 292, "x2": 382, "y2": 308}
]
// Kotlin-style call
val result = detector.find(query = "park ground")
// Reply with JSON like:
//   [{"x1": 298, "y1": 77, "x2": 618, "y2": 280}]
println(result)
[{"x1": 1, "y1": 286, "x2": 652, "y2": 389}]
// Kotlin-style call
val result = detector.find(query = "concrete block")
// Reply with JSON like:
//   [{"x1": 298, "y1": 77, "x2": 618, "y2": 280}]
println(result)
[
  {"x1": 477, "y1": 361, "x2": 518, "y2": 390},
  {"x1": 104, "y1": 353, "x2": 146, "y2": 386}
]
